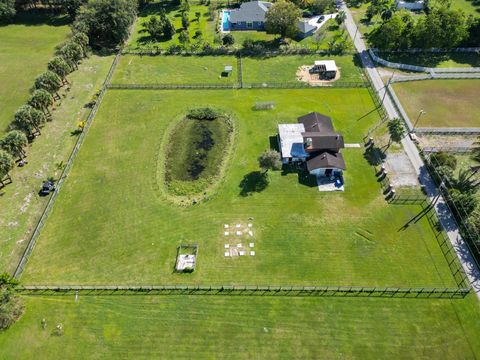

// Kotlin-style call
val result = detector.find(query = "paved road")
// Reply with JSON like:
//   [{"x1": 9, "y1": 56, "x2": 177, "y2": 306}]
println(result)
[{"x1": 338, "y1": 0, "x2": 480, "y2": 298}]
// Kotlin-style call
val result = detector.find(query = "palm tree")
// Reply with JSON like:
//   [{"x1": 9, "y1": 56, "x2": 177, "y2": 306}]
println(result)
[
  {"x1": 48, "y1": 56, "x2": 72, "y2": 85},
  {"x1": 335, "y1": 11, "x2": 347, "y2": 26},
  {"x1": 0, "y1": 130, "x2": 28, "y2": 160},
  {"x1": 28, "y1": 89, "x2": 54, "y2": 115},
  {"x1": 59, "y1": 42, "x2": 83, "y2": 70},
  {"x1": 0, "y1": 150, "x2": 14, "y2": 186},
  {"x1": 34, "y1": 71, "x2": 62, "y2": 98},
  {"x1": 71, "y1": 32, "x2": 89, "y2": 55},
  {"x1": 454, "y1": 168, "x2": 480, "y2": 194},
  {"x1": 13, "y1": 105, "x2": 44, "y2": 136},
  {"x1": 387, "y1": 118, "x2": 405, "y2": 148}
]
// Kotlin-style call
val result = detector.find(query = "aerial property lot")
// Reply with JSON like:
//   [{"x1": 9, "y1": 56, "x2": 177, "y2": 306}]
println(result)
[
  {"x1": 393, "y1": 79, "x2": 480, "y2": 128},
  {"x1": 22, "y1": 85, "x2": 455, "y2": 288}
]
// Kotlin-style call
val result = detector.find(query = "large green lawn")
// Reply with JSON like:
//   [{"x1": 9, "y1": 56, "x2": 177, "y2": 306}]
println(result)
[
  {"x1": 393, "y1": 79, "x2": 480, "y2": 128},
  {"x1": 1, "y1": 294, "x2": 480, "y2": 358},
  {"x1": 0, "y1": 54, "x2": 115, "y2": 275},
  {"x1": 21, "y1": 88, "x2": 455, "y2": 288},
  {"x1": 113, "y1": 55, "x2": 238, "y2": 85},
  {"x1": 0, "y1": 12, "x2": 70, "y2": 133}
]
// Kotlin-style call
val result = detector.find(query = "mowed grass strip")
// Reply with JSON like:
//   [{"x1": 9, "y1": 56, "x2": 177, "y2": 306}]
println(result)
[
  {"x1": 1, "y1": 295, "x2": 480, "y2": 358},
  {"x1": 22, "y1": 88, "x2": 455, "y2": 287},
  {"x1": 393, "y1": 79, "x2": 480, "y2": 128},
  {"x1": 113, "y1": 55, "x2": 238, "y2": 85},
  {"x1": 0, "y1": 13, "x2": 70, "y2": 133}
]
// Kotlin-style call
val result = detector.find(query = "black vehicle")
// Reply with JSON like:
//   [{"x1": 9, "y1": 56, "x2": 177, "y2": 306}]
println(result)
[
  {"x1": 40, "y1": 180, "x2": 55, "y2": 196},
  {"x1": 317, "y1": 15, "x2": 325, "y2": 23}
]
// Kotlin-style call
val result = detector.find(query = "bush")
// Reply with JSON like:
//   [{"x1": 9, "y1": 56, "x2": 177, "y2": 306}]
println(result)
[
  {"x1": 0, "y1": 273, "x2": 24, "y2": 331},
  {"x1": 222, "y1": 33, "x2": 235, "y2": 46},
  {"x1": 187, "y1": 108, "x2": 220, "y2": 120},
  {"x1": 0, "y1": 0, "x2": 15, "y2": 23}
]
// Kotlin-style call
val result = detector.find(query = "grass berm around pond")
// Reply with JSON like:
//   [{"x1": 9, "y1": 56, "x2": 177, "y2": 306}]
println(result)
[
  {"x1": 21, "y1": 88, "x2": 457, "y2": 288},
  {"x1": 165, "y1": 108, "x2": 234, "y2": 197}
]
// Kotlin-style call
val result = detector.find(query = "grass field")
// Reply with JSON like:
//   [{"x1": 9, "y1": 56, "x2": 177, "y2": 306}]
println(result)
[
  {"x1": 113, "y1": 55, "x2": 238, "y2": 85},
  {"x1": 0, "y1": 54, "x2": 115, "y2": 274},
  {"x1": 20, "y1": 88, "x2": 456, "y2": 288},
  {"x1": 112, "y1": 54, "x2": 364, "y2": 85},
  {"x1": 393, "y1": 79, "x2": 480, "y2": 128},
  {"x1": 1, "y1": 294, "x2": 480, "y2": 358},
  {"x1": 0, "y1": 12, "x2": 70, "y2": 133}
]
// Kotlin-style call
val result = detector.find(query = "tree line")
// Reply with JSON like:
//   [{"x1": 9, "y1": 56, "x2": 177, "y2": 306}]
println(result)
[
  {"x1": 1, "y1": 0, "x2": 139, "y2": 186},
  {"x1": 364, "y1": 0, "x2": 480, "y2": 49}
]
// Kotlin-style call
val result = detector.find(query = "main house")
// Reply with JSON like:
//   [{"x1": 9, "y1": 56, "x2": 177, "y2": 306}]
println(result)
[
  {"x1": 278, "y1": 112, "x2": 346, "y2": 177},
  {"x1": 226, "y1": 0, "x2": 320, "y2": 38},
  {"x1": 229, "y1": 1, "x2": 272, "y2": 31}
]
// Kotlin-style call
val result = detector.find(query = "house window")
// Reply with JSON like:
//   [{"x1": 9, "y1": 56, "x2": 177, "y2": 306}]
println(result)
[{"x1": 247, "y1": 22, "x2": 253, "y2": 28}]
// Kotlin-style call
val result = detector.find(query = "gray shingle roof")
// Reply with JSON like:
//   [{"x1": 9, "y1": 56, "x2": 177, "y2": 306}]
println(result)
[
  {"x1": 306, "y1": 151, "x2": 346, "y2": 171},
  {"x1": 229, "y1": 1, "x2": 272, "y2": 23}
]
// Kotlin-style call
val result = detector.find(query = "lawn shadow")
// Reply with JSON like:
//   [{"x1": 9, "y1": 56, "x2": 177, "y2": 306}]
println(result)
[{"x1": 239, "y1": 171, "x2": 269, "y2": 196}]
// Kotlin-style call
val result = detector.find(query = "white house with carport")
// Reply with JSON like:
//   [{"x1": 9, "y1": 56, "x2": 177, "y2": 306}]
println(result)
[{"x1": 278, "y1": 112, "x2": 346, "y2": 178}]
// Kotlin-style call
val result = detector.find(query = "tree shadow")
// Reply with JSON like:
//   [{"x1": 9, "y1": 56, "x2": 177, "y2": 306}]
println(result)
[
  {"x1": 1, "y1": 10, "x2": 71, "y2": 27},
  {"x1": 239, "y1": 171, "x2": 269, "y2": 196},
  {"x1": 363, "y1": 146, "x2": 386, "y2": 166}
]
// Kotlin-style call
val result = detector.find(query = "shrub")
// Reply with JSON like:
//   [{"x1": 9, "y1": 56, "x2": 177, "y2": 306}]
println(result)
[{"x1": 187, "y1": 108, "x2": 220, "y2": 120}]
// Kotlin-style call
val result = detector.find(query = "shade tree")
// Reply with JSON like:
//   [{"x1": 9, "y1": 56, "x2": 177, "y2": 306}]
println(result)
[
  {"x1": 73, "y1": 0, "x2": 138, "y2": 48},
  {"x1": 265, "y1": 0, "x2": 302, "y2": 39},
  {"x1": 34, "y1": 71, "x2": 63, "y2": 98},
  {"x1": 28, "y1": 89, "x2": 54, "y2": 115},
  {"x1": 0, "y1": 0, "x2": 15, "y2": 22},
  {"x1": 258, "y1": 150, "x2": 282, "y2": 173},
  {"x1": 0, "y1": 131, "x2": 28, "y2": 160},
  {"x1": 48, "y1": 56, "x2": 72, "y2": 84},
  {"x1": 0, "y1": 150, "x2": 14, "y2": 185}
]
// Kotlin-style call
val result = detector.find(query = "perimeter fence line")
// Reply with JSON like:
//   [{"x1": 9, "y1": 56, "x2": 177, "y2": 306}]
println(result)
[
  {"x1": 107, "y1": 81, "x2": 369, "y2": 90},
  {"x1": 17, "y1": 284, "x2": 469, "y2": 299}
]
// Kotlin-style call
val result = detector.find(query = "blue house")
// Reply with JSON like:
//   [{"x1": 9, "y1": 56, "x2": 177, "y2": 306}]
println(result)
[{"x1": 229, "y1": 1, "x2": 272, "y2": 31}]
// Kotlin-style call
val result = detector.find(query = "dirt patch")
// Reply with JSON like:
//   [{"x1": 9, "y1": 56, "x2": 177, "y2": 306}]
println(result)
[
  {"x1": 385, "y1": 152, "x2": 419, "y2": 187},
  {"x1": 417, "y1": 134, "x2": 477, "y2": 149},
  {"x1": 296, "y1": 66, "x2": 341, "y2": 85}
]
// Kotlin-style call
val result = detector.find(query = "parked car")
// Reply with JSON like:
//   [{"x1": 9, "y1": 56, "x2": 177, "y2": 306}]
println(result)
[
  {"x1": 40, "y1": 180, "x2": 55, "y2": 196},
  {"x1": 317, "y1": 15, "x2": 325, "y2": 23}
]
